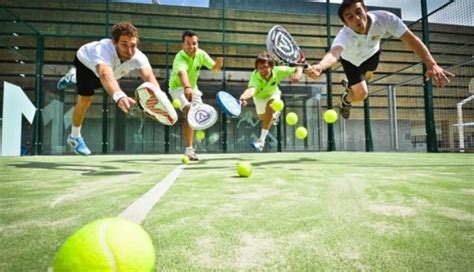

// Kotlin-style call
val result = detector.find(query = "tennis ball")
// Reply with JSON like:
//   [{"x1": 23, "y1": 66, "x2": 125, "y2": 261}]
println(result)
[
  {"x1": 271, "y1": 100, "x2": 284, "y2": 112},
  {"x1": 172, "y1": 99, "x2": 181, "y2": 109},
  {"x1": 237, "y1": 161, "x2": 252, "y2": 177},
  {"x1": 196, "y1": 130, "x2": 205, "y2": 142},
  {"x1": 286, "y1": 112, "x2": 298, "y2": 126},
  {"x1": 52, "y1": 218, "x2": 155, "y2": 272},
  {"x1": 295, "y1": 126, "x2": 308, "y2": 140},
  {"x1": 323, "y1": 109, "x2": 338, "y2": 124},
  {"x1": 181, "y1": 155, "x2": 189, "y2": 164}
]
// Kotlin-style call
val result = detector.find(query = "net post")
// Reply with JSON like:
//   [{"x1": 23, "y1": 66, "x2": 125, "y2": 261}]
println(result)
[{"x1": 387, "y1": 85, "x2": 399, "y2": 151}]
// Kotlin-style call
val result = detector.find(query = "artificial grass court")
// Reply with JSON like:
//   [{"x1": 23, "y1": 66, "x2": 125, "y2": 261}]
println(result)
[{"x1": 0, "y1": 152, "x2": 472, "y2": 271}]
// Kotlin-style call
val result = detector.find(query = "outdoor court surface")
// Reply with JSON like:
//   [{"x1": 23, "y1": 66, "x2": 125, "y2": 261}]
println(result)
[{"x1": 1, "y1": 152, "x2": 473, "y2": 271}]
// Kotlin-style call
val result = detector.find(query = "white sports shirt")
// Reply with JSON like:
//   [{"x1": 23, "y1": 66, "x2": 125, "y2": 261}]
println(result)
[
  {"x1": 332, "y1": 10, "x2": 408, "y2": 66},
  {"x1": 76, "y1": 38, "x2": 151, "y2": 79}
]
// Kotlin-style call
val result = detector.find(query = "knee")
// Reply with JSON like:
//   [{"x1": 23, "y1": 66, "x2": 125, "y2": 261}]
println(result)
[
  {"x1": 350, "y1": 87, "x2": 368, "y2": 102},
  {"x1": 77, "y1": 96, "x2": 93, "y2": 108}
]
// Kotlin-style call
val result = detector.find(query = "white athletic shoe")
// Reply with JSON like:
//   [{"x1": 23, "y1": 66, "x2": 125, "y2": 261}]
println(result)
[
  {"x1": 57, "y1": 67, "x2": 77, "y2": 90},
  {"x1": 272, "y1": 111, "x2": 281, "y2": 126},
  {"x1": 185, "y1": 147, "x2": 198, "y2": 161},
  {"x1": 251, "y1": 139, "x2": 265, "y2": 152}
]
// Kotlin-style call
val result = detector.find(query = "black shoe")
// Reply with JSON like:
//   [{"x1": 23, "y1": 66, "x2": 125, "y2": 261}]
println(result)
[{"x1": 339, "y1": 100, "x2": 351, "y2": 119}]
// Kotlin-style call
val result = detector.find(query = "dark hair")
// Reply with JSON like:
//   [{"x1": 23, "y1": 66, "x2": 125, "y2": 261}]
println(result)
[
  {"x1": 255, "y1": 52, "x2": 274, "y2": 69},
  {"x1": 337, "y1": 0, "x2": 366, "y2": 23},
  {"x1": 111, "y1": 22, "x2": 139, "y2": 42},
  {"x1": 182, "y1": 30, "x2": 197, "y2": 42}
]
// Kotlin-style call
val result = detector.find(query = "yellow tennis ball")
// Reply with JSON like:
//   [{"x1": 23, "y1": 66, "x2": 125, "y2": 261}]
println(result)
[
  {"x1": 295, "y1": 126, "x2": 308, "y2": 140},
  {"x1": 181, "y1": 155, "x2": 189, "y2": 164},
  {"x1": 271, "y1": 100, "x2": 284, "y2": 112},
  {"x1": 285, "y1": 112, "x2": 298, "y2": 126},
  {"x1": 323, "y1": 109, "x2": 338, "y2": 124},
  {"x1": 172, "y1": 99, "x2": 181, "y2": 109},
  {"x1": 52, "y1": 218, "x2": 155, "y2": 272},
  {"x1": 237, "y1": 161, "x2": 252, "y2": 177},
  {"x1": 196, "y1": 130, "x2": 205, "y2": 142}
]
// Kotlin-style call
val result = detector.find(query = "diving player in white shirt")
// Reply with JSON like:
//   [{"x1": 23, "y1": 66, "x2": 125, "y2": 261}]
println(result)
[{"x1": 307, "y1": 0, "x2": 454, "y2": 119}]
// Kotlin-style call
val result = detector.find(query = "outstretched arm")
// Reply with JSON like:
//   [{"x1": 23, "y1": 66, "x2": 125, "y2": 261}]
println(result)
[
  {"x1": 212, "y1": 57, "x2": 224, "y2": 72},
  {"x1": 139, "y1": 66, "x2": 160, "y2": 88},
  {"x1": 400, "y1": 29, "x2": 454, "y2": 87},
  {"x1": 307, "y1": 46, "x2": 343, "y2": 80},
  {"x1": 96, "y1": 64, "x2": 136, "y2": 113},
  {"x1": 239, "y1": 87, "x2": 256, "y2": 107}
]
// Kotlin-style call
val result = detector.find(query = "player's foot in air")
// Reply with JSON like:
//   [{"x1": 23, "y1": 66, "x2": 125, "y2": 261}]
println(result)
[
  {"x1": 57, "y1": 67, "x2": 77, "y2": 90},
  {"x1": 185, "y1": 147, "x2": 199, "y2": 161},
  {"x1": 272, "y1": 111, "x2": 281, "y2": 126},
  {"x1": 339, "y1": 79, "x2": 352, "y2": 119},
  {"x1": 251, "y1": 139, "x2": 265, "y2": 152},
  {"x1": 67, "y1": 135, "x2": 91, "y2": 156}
]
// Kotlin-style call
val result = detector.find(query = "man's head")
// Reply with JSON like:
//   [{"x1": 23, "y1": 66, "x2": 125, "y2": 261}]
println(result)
[
  {"x1": 255, "y1": 52, "x2": 274, "y2": 79},
  {"x1": 337, "y1": 0, "x2": 370, "y2": 34},
  {"x1": 182, "y1": 30, "x2": 198, "y2": 57},
  {"x1": 111, "y1": 22, "x2": 139, "y2": 61}
]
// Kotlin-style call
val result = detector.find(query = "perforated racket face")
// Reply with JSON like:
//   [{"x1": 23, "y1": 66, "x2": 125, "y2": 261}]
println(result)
[
  {"x1": 187, "y1": 102, "x2": 218, "y2": 130},
  {"x1": 266, "y1": 25, "x2": 302, "y2": 64},
  {"x1": 135, "y1": 82, "x2": 178, "y2": 125},
  {"x1": 216, "y1": 91, "x2": 241, "y2": 117}
]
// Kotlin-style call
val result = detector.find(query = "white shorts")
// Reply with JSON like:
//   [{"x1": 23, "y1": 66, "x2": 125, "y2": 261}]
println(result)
[
  {"x1": 253, "y1": 91, "x2": 281, "y2": 115},
  {"x1": 169, "y1": 88, "x2": 203, "y2": 111}
]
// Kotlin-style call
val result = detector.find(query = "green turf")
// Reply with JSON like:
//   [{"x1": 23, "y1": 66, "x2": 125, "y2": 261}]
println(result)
[{"x1": 0, "y1": 152, "x2": 473, "y2": 271}]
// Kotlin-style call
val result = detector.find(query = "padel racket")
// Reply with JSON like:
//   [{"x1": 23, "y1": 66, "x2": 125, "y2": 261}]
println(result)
[
  {"x1": 134, "y1": 82, "x2": 178, "y2": 126},
  {"x1": 216, "y1": 91, "x2": 241, "y2": 117},
  {"x1": 187, "y1": 102, "x2": 218, "y2": 130},
  {"x1": 266, "y1": 25, "x2": 308, "y2": 68}
]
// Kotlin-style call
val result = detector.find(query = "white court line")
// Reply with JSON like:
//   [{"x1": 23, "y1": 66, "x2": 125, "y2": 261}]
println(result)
[{"x1": 119, "y1": 165, "x2": 184, "y2": 224}]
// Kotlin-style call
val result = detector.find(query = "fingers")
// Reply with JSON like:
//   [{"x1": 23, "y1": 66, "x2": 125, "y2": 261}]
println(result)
[{"x1": 118, "y1": 97, "x2": 135, "y2": 113}]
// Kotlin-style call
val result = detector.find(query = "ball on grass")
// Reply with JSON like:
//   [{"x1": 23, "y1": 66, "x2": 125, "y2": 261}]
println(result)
[
  {"x1": 196, "y1": 130, "x2": 205, "y2": 142},
  {"x1": 52, "y1": 218, "x2": 155, "y2": 272},
  {"x1": 236, "y1": 161, "x2": 252, "y2": 177},
  {"x1": 172, "y1": 99, "x2": 181, "y2": 109},
  {"x1": 286, "y1": 112, "x2": 298, "y2": 126},
  {"x1": 181, "y1": 155, "x2": 190, "y2": 164},
  {"x1": 323, "y1": 109, "x2": 338, "y2": 124},
  {"x1": 271, "y1": 100, "x2": 284, "y2": 112},
  {"x1": 295, "y1": 126, "x2": 308, "y2": 140}
]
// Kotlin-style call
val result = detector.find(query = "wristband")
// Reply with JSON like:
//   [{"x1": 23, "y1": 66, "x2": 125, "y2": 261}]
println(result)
[
  {"x1": 112, "y1": 91, "x2": 127, "y2": 103},
  {"x1": 184, "y1": 85, "x2": 191, "y2": 89}
]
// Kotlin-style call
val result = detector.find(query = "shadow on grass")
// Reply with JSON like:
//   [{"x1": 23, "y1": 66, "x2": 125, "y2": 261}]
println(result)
[{"x1": 8, "y1": 162, "x2": 141, "y2": 176}]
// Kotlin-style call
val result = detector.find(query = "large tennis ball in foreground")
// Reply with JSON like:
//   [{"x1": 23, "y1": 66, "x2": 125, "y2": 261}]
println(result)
[
  {"x1": 323, "y1": 109, "x2": 338, "y2": 124},
  {"x1": 295, "y1": 126, "x2": 308, "y2": 140},
  {"x1": 52, "y1": 218, "x2": 155, "y2": 272},
  {"x1": 196, "y1": 130, "x2": 205, "y2": 142},
  {"x1": 271, "y1": 100, "x2": 284, "y2": 112},
  {"x1": 237, "y1": 161, "x2": 252, "y2": 177},
  {"x1": 285, "y1": 112, "x2": 298, "y2": 126}
]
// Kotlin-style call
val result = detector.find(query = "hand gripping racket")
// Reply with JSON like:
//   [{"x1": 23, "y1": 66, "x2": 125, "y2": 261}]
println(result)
[{"x1": 266, "y1": 25, "x2": 309, "y2": 68}]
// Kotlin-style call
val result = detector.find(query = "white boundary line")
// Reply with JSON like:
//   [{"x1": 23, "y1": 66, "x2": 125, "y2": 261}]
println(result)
[{"x1": 119, "y1": 165, "x2": 184, "y2": 224}]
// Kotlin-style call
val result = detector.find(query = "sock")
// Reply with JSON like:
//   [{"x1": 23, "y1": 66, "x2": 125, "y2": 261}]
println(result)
[
  {"x1": 260, "y1": 129, "x2": 269, "y2": 142},
  {"x1": 71, "y1": 126, "x2": 81, "y2": 138}
]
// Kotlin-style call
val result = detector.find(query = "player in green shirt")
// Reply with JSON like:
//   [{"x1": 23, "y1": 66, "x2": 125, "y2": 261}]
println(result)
[
  {"x1": 169, "y1": 30, "x2": 223, "y2": 160},
  {"x1": 239, "y1": 52, "x2": 302, "y2": 151}
]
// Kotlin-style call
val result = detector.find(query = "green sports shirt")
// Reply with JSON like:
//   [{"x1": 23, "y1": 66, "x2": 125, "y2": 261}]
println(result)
[
  {"x1": 248, "y1": 66, "x2": 296, "y2": 99},
  {"x1": 169, "y1": 49, "x2": 215, "y2": 91}
]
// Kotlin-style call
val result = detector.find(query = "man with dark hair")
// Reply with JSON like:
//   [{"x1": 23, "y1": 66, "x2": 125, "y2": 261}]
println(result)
[
  {"x1": 168, "y1": 30, "x2": 223, "y2": 160},
  {"x1": 239, "y1": 52, "x2": 302, "y2": 151},
  {"x1": 308, "y1": 0, "x2": 454, "y2": 119},
  {"x1": 65, "y1": 22, "x2": 163, "y2": 155}
]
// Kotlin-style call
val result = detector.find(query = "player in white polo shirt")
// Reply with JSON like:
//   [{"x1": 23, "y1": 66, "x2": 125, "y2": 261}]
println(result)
[
  {"x1": 66, "y1": 22, "x2": 164, "y2": 155},
  {"x1": 307, "y1": 0, "x2": 454, "y2": 119}
]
